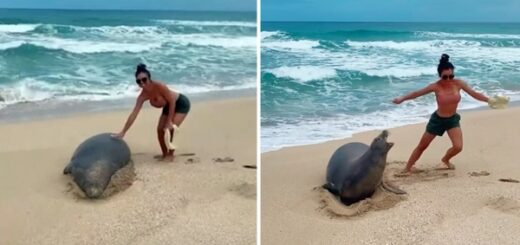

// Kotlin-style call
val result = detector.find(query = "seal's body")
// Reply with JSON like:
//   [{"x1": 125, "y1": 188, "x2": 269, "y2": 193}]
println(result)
[
  {"x1": 324, "y1": 130, "x2": 400, "y2": 205},
  {"x1": 63, "y1": 133, "x2": 131, "y2": 198}
]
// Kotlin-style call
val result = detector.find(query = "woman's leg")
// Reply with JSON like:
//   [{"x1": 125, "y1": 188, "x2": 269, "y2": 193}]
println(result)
[
  {"x1": 403, "y1": 131, "x2": 437, "y2": 173},
  {"x1": 440, "y1": 127, "x2": 462, "y2": 169},
  {"x1": 172, "y1": 113, "x2": 188, "y2": 127},
  {"x1": 156, "y1": 115, "x2": 169, "y2": 159},
  {"x1": 164, "y1": 113, "x2": 189, "y2": 157}
]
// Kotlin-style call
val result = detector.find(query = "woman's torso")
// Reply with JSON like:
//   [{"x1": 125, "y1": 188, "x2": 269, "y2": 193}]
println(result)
[
  {"x1": 143, "y1": 82, "x2": 178, "y2": 108},
  {"x1": 434, "y1": 80, "x2": 462, "y2": 117}
]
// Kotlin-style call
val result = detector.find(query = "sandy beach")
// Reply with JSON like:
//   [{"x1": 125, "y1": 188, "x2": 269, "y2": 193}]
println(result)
[
  {"x1": 262, "y1": 106, "x2": 520, "y2": 245},
  {"x1": 0, "y1": 96, "x2": 256, "y2": 245}
]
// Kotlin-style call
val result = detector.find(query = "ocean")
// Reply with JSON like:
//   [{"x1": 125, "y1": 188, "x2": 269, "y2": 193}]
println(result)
[
  {"x1": 0, "y1": 9, "x2": 256, "y2": 116},
  {"x1": 261, "y1": 22, "x2": 520, "y2": 152}
]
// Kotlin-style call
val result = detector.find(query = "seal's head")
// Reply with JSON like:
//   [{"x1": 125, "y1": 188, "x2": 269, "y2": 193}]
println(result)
[
  {"x1": 369, "y1": 130, "x2": 394, "y2": 155},
  {"x1": 75, "y1": 162, "x2": 111, "y2": 198}
]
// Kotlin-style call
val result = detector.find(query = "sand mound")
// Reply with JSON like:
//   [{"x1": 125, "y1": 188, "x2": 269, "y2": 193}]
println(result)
[{"x1": 315, "y1": 186, "x2": 406, "y2": 218}]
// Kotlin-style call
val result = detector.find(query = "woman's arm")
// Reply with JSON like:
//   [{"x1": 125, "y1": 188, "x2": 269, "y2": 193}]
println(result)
[
  {"x1": 116, "y1": 93, "x2": 146, "y2": 137},
  {"x1": 393, "y1": 84, "x2": 435, "y2": 104},
  {"x1": 459, "y1": 80, "x2": 489, "y2": 102},
  {"x1": 158, "y1": 83, "x2": 177, "y2": 125}
]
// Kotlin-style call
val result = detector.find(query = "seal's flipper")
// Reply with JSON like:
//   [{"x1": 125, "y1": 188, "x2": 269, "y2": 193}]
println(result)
[
  {"x1": 63, "y1": 163, "x2": 72, "y2": 175},
  {"x1": 322, "y1": 183, "x2": 339, "y2": 195},
  {"x1": 381, "y1": 181, "x2": 406, "y2": 195}
]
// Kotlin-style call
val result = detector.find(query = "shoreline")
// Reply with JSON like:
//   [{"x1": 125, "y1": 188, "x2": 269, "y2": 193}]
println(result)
[
  {"x1": 0, "y1": 88, "x2": 255, "y2": 124},
  {"x1": 262, "y1": 100, "x2": 520, "y2": 153}
]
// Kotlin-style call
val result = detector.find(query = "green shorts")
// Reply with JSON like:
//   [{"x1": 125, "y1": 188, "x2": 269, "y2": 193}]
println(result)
[
  {"x1": 426, "y1": 111, "x2": 461, "y2": 136},
  {"x1": 161, "y1": 93, "x2": 191, "y2": 115}
]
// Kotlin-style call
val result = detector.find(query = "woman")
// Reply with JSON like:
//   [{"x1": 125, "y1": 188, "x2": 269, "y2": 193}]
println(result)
[
  {"x1": 113, "y1": 64, "x2": 191, "y2": 161},
  {"x1": 392, "y1": 54, "x2": 489, "y2": 175}
]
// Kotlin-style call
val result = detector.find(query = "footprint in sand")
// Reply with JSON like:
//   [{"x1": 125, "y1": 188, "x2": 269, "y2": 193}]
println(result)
[
  {"x1": 153, "y1": 153, "x2": 196, "y2": 160},
  {"x1": 228, "y1": 182, "x2": 256, "y2": 199},
  {"x1": 177, "y1": 153, "x2": 199, "y2": 164},
  {"x1": 388, "y1": 161, "x2": 454, "y2": 182},
  {"x1": 184, "y1": 157, "x2": 200, "y2": 164},
  {"x1": 499, "y1": 178, "x2": 520, "y2": 183},
  {"x1": 213, "y1": 157, "x2": 234, "y2": 163},
  {"x1": 486, "y1": 197, "x2": 520, "y2": 216},
  {"x1": 468, "y1": 171, "x2": 491, "y2": 177},
  {"x1": 149, "y1": 152, "x2": 198, "y2": 164},
  {"x1": 178, "y1": 153, "x2": 196, "y2": 157}
]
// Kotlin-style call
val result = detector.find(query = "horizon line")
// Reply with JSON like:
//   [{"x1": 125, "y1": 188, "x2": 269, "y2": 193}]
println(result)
[
  {"x1": 261, "y1": 20, "x2": 520, "y2": 24},
  {"x1": 0, "y1": 7, "x2": 256, "y2": 13}
]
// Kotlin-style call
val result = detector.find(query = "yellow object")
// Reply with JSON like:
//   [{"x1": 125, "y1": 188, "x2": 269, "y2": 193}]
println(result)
[
  {"x1": 488, "y1": 95, "x2": 509, "y2": 109},
  {"x1": 164, "y1": 124, "x2": 179, "y2": 150}
]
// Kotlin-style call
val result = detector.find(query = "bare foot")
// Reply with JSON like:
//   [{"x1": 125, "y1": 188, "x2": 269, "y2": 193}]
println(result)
[
  {"x1": 436, "y1": 158, "x2": 456, "y2": 170},
  {"x1": 153, "y1": 155, "x2": 163, "y2": 160},
  {"x1": 394, "y1": 169, "x2": 412, "y2": 177},
  {"x1": 157, "y1": 155, "x2": 174, "y2": 162},
  {"x1": 410, "y1": 167, "x2": 425, "y2": 173}
]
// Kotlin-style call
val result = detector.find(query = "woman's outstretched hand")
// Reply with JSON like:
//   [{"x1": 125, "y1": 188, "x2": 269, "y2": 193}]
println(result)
[{"x1": 392, "y1": 97, "x2": 404, "y2": 104}]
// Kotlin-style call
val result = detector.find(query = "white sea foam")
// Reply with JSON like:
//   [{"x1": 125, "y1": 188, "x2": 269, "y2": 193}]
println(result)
[
  {"x1": 266, "y1": 66, "x2": 337, "y2": 82},
  {"x1": 0, "y1": 76, "x2": 256, "y2": 108},
  {"x1": 0, "y1": 38, "x2": 163, "y2": 53},
  {"x1": 358, "y1": 66, "x2": 437, "y2": 77},
  {"x1": 346, "y1": 39, "x2": 481, "y2": 50},
  {"x1": 261, "y1": 92, "x2": 520, "y2": 152},
  {"x1": 172, "y1": 34, "x2": 256, "y2": 48},
  {"x1": 0, "y1": 41, "x2": 25, "y2": 50},
  {"x1": 261, "y1": 31, "x2": 284, "y2": 39},
  {"x1": 262, "y1": 36, "x2": 520, "y2": 77},
  {"x1": 0, "y1": 79, "x2": 57, "y2": 105},
  {"x1": 0, "y1": 24, "x2": 39, "y2": 33},
  {"x1": 76, "y1": 25, "x2": 168, "y2": 38},
  {"x1": 154, "y1": 19, "x2": 256, "y2": 27},
  {"x1": 262, "y1": 39, "x2": 320, "y2": 51},
  {"x1": 416, "y1": 31, "x2": 520, "y2": 40},
  {"x1": 174, "y1": 80, "x2": 256, "y2": 94}
]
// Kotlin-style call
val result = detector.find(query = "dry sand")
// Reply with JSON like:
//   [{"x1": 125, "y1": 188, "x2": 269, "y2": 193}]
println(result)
[
  {"x1": 262, "y1": 106, "x2": 520, "y2": 245},
  {"x1": 0, "y1": 97, "x2": 256, "y2": 245}
]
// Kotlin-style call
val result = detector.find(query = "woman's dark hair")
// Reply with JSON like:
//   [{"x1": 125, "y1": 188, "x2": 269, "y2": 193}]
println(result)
[
  {"x1": 437, "y1": 54, "x2": 455, "y2": 76},
  {"x1": 135, "y1": 63, "x2": 151, "y2": 78}
]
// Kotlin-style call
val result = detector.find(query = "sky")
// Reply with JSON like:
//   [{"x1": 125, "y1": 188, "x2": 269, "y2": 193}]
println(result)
[
  {"x1": 0, "y1": 0, "x2": 256, "y2": 12},
  {"x1": 262, "y1": 0, "x2": 520, "y2": 22}
]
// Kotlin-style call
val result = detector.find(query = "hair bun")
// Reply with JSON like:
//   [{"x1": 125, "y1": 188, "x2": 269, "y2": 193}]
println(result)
[
  {"x1": 440, "y1": 54, "x2": 450, "y2": 63},
  {"x1": 137, "y1": 63, "x2": 147, "y2": 71}
]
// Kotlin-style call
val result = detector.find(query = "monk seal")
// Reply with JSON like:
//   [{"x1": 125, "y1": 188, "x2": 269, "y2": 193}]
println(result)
[
  {"x1": 63, "y1": 133, "x2": 131, "y2": 198},
  {"x1": 323, "y1": 130, "x2": 405, "y2": 205}
]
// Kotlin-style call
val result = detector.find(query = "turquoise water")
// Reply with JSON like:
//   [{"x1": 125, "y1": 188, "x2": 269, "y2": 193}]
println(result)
[
  {"x1": 261, "y1": 22, "x2": 520, "y2": 152},
  {"x1": 0, "y1": 9, "x2": 256, "y2": 110}
]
